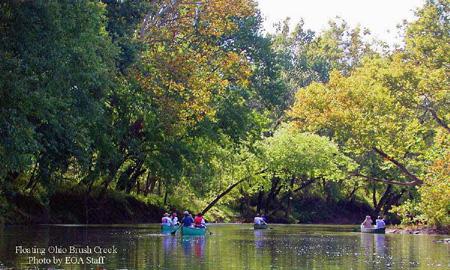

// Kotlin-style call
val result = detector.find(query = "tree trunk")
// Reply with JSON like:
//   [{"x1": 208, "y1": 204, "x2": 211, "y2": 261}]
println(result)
[
  {"x1": 271, "y1": 177, "x2": 316, "y2": 216},
  {"x1": 382, "y1": 188, "x2": 406, "y2": 215},
  {"x1": 144, "y1": 172, "x2": 151, "y2": 196},
  {"x1": 202, "y1": 178, "x2": 246, "y2": 215},
  {"x1": 264, "y1": 177, "x2": 281, "y2": 214},
  {"x1": 256, "y1": 188, "x2": 264, "y2": 213},
  {"x1": 374, "y1": 185, "x2": 392, "y2": 216},
  {"x1": 346, "y1": 183, "x2": 360, "y2": 204},
  {"x1": 372, "y1": 183, "x2": 377, "y2": 210},
  {"x1": 164, "y1": 189, "x2": 168, "y2": 205},
  {"x1": 285, "y1": 193, "x2": 293, "y2": 219},
  {"x1": 25, "y1": 162, "x2": 39, "y2": 190}
]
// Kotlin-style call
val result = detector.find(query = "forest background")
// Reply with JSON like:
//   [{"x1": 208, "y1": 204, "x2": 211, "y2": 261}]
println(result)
[{"x1": 1, "y1": 0, "x2": 449, "y2": 228}]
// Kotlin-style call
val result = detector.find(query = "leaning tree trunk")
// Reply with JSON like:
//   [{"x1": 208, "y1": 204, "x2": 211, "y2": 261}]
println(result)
[
  {"x1": 202, "y1": 178, "x2": 247, "y2": 215},
  {"x1": 271, "y1": 177, "x2": 316, "y2": 216},
  {"x1": 374, "y1": 184, "x2": 392, "y2": 216},
  {"x1": 265, "y1": 177, "x2": 282, "y2": 214}
]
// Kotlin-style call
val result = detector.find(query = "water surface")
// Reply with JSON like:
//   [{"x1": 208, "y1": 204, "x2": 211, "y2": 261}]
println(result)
[{"x1": 0, "y1": 224, "x2": 449, "y2": 269}]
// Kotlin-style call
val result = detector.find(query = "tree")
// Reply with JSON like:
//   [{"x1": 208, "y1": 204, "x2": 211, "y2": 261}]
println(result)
[
  {"x1": 252, "y1": 125, "x2": 356, "y2": 216},
  {"x1": 270, "y1": 17, "x2": 373, "y2": 112},
  {"x1": 0, "y1": 1, "x2": 118, "y2": 192}
]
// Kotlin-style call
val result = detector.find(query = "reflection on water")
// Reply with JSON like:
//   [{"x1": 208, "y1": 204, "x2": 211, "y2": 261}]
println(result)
[
  {"x1": 0, "y1": 224, "x2": 449, "y2": 269},
  {"x1": 162, "y1": 235, "x2": 178, "y2": 255},
  {"x1": 254, "y1": 228, "x2": 267, "y2": 250}
]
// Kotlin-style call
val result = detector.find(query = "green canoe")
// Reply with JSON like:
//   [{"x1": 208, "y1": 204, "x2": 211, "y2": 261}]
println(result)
[
  {"x1": 161, "y1": 225, "x2": 179, "y2": 233},
  {"x1": 361, "y1": 227, "x2": 385, "y2": 234},
  {"x1": 254, "y1": 224, "x2": 269, "y2": 229},
  {"x1": 181, "y1": 226, "x2": 206, "y2": 236}
]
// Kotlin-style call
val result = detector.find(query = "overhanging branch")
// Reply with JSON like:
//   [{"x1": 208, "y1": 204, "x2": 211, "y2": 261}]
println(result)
[
  {"x1": 371, "y1": 146, "x2": 423, "y2": 185},
  {"x1": 350, "y1": 172, "x2": 421, "y2": 187}
]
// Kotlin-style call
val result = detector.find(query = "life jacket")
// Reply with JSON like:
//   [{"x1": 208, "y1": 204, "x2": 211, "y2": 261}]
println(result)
[
  {"x1": 162, "y1": 217, "x2": 171, "y2": 225},
  {"x1": 194, "y1": 216, "x2": 203, "y2": 226}
]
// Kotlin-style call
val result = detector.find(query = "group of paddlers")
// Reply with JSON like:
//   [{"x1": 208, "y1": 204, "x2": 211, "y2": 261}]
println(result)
[
  {"x1": 164, "y1": 212, "x2": 384, "y2": 229},
  {"x1": 163, "y1": 212, "x2": 269, "y2": 227},
  {"x1": 254, "y1": 213, "x2": 268, "y2": 225},
  {"x1": 162, "y1": 211, "x2": 206, "y2": 228},
  {"x1": 361, "y1": 215, "x2": 385, "y2": 229}
]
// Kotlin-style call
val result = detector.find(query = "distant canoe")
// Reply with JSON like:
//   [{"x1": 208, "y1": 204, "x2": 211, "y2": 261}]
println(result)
[
  {"x1": 361, "y1": 227, "x2": 385, "y2": 234},
  {"x1": 161, "y1": 225, "x2": 179, "y2": 233},
  {"x1": 181, "y1": 226, "x2": 206, "y2": 236},
  {"x1": 254, "y1": 224, "x2": 269, "y2": 230}
]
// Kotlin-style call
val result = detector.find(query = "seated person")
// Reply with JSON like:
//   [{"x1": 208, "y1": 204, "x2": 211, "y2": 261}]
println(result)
[
  {"x1": 162, "y1": 213, "x2": 173, "y2": 226},
  {"x1": 194, "y1": 212, "x2": 206, "y2": 228},
  {"x1": 361, "y1": 215, "x2": 373, "y2": 228},
  {"x1": 172, "y1": 213, "x2": 179, "y2": 225},
  {"x1": 181, "y1": 211, "x2": 195, "y2": 228},
  {"x1": 254, "y1": 214, "x2": 266, "y2": 225},
  {"x1": 376, "y1": 216, "x2": 386, "y2": 229}
]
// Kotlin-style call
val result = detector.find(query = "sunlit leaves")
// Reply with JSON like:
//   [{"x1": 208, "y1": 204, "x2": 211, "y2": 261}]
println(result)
[
  {"x1": 133, "y1": 0, "x2": 255, "y2": 134},
  {"x1": 257, "y1": 125, "x2": 356, "y2": 185},
  {"x1": 419, "y1": 130, "x2": 450, "y2": 226}
]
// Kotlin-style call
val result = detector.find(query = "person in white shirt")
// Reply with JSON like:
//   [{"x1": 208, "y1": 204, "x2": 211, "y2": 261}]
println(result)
[
  {"x1": 376, "y1": 216, "x2": 385, "y2": 229},
  {"x1": 162, "y1": 213, "x2": 173, "y2": 226},
  {"x1": 254, "y1": 214, "x2": 267, "y2": 225},
  {"x1": 361, "y1": 216, "x2": 373, "y2": 228},
  {"x1": 172, "y1": 213, "x2": 179, "y2": 225}
]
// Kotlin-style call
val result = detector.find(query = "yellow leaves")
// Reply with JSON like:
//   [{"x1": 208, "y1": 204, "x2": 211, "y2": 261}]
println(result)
[
  {"x1": 289, "y1": 57, "x2": 427, "y2": 162},
  {"x1": 131, "y1": 0, "x2": 255, "y2": 134}
]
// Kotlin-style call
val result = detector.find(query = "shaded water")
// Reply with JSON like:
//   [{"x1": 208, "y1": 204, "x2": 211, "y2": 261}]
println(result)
[{"x1": 0, "y1": 224, "x2": 449, "y2": 269}]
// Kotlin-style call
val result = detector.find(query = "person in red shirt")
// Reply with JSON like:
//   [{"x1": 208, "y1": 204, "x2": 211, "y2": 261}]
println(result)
[{"x1": 194, "y1": 212, "x2": 206, "y2": 228}]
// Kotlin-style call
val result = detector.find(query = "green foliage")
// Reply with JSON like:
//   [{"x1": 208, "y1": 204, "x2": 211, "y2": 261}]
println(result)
[
  {"x1": 258, "y1": 125, "x2": 356, "y2": 182},
  {"x1": 2, "y1": 0, "x2": 449, "y2": 227},
  {"x1": 0, "y1": 1, "x2": 118, "y2": 188}
]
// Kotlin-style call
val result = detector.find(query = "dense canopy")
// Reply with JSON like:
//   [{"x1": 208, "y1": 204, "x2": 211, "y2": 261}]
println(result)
[{"x1": 0, "y1": 0, "x2": 449, "y2": 227}]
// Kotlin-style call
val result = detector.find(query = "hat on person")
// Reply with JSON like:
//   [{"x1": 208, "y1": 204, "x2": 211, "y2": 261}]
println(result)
[
  {"x1": 184, "y1": 211, "x2": 189, "y2": 215},
  {"x1": 164, "y1": 213, "x2": 169, "y2": 216},
  {"x1": 173, "y1": 213, "x2": 177, "y2": 217}
]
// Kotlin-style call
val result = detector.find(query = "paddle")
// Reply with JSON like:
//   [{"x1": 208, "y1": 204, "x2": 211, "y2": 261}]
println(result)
[
  {"x1": 171, "y1": 224, "x2": 183, "y2": 235},
  {"x1": 205, "y1": 226, "x2": 213, "y2": 235}
]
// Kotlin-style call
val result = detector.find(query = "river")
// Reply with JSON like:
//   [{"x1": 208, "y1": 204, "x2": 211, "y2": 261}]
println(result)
[{"x1": 0, "y1": 224, "x2": 449, "y2": 269}]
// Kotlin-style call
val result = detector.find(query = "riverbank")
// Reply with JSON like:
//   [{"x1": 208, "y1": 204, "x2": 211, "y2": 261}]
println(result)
[
  {"x1": 387, "y1": 225, "x2": 450, "y2": 236},
  {"x1": 1, "y1": 188, "x2": 167, "y2": 225},
  {"x1": 0, "y1": 186, "x2": 394, "y2": 226}
]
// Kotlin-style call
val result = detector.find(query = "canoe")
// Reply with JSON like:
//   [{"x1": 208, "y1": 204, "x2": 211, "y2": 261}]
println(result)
[
  {"x1": 181, "y1": 226, "x2": 206, "y2": 236},
  {"x1": 161, "y1": 225, "x2": 179, "y2": 233},
  {"x1": 361, "y1": 227, "x2": 385, "y2": 234},
  {"x1": 254, "y1": 224, "x2": 269, "y2": 230}
]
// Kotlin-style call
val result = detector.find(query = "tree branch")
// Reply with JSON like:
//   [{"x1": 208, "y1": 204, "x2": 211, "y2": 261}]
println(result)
[
  {"x1": 429, "y1": 108, "x2": 450, "y2": 134},
  {"x1": 202, "y1": 178, "x2": 248, "y2": 215},
  {"x1": 350, "y1": 172, "x2": 420, "y2": 186},
  {"x1": 371, "y1": 147, "x2": 423, "y2": 185}
]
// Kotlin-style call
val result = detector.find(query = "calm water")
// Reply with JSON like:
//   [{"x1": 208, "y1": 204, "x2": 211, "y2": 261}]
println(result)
[{"x1": 0, "y1": 224, "x2": 449, "y2": 269}]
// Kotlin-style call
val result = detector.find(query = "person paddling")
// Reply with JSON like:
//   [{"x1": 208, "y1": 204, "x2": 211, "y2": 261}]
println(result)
[
  {"x1": 254, "y1": 214, "x2": 267, "y2": 225},
  {"x1": 376, "y1": 216, "x2": 385, "y2": 229},
  {"x1": 194, "y1": 212, "x2": 206, "y2": 228},
  {"x1": 162, "y1": 213, "x2": 174, "y2": 227},
  {"x1": 181, "y1": 211, "x2": 195, "y2": 228}
]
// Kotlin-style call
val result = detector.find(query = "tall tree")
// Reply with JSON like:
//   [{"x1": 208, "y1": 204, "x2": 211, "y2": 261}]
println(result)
[{"x1": 0, "y1": 1, "x2": 118, "y2": 191}]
